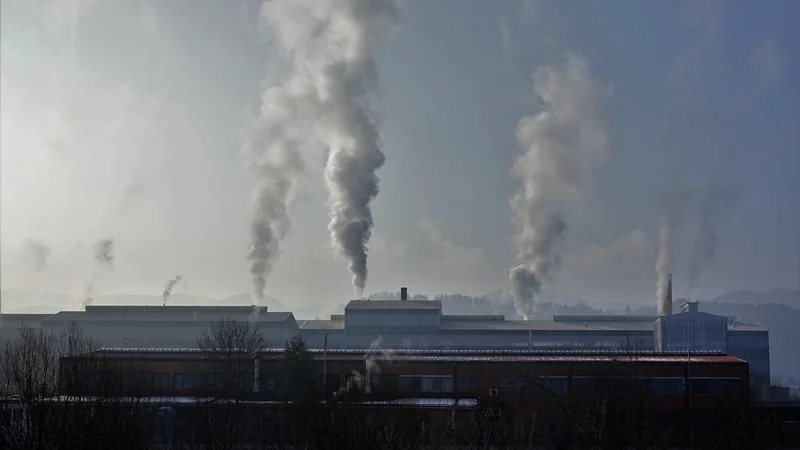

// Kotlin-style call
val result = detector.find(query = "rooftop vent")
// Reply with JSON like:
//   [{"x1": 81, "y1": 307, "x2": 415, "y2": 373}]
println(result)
[{"x1": 400, "y1": 287, "x2": 408, "y2": 301}]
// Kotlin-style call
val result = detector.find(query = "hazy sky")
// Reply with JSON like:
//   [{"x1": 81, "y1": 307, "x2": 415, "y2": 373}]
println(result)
[{"x1": 1, "y1": 0, "x2": 798, "y2": 308}]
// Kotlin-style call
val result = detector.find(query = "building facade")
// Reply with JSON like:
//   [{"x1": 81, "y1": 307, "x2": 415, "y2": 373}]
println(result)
[{"x1": 1, "y1": 295, "x2": 770, "y2": 386}]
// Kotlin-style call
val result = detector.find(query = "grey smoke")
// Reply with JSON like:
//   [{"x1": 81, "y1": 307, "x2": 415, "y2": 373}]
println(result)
[
  {"x1": 508, "y1": 54, "x2": 610, "y2": 319},
  {"x1": 162, "y1": 275, "x2": 183, "y2": 305},
  {"x1": 687, "y1": 183, "x2": 738, "y2": 290},
  {"x1": 260, "y1": 0, "x2": 398, "y2": 299},
  {"x1": 655, "y1": 186, "x2": 693, "y2": 311},
  {"x1": 21, "y1": 239, "x2": 51, "y2": 272},
  {"x1": 93, "y1": 238, "x2": 114, "y2": 267}
]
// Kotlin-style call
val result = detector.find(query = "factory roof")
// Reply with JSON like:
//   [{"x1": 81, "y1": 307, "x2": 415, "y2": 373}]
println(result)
[
  {"x1": 298, "y1": 319, "x2": 346, "y2": 331},
  {"x1": 437, "y1": 319, "x2": 650, "y2": 333},
  {"x1": 41, "y1": 308, "x2": 296, "y2": 324},
  {"x1": 727, "y1": 320, "x2": 767, "y2": 332},
  {"x1": 346, "y1": 300, "x2": 442, "y2": 310},
  {"x1": 552, "y1": 315, "x2": 658, "y2": 323},
  {"x1": 90, "y1": 347, "x2": 741, "y2": 364}
]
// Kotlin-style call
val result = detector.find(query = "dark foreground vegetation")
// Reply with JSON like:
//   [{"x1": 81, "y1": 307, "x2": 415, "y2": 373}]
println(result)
[{"x1": 1, "y1": 321, "x2": 798, "y2": 449}]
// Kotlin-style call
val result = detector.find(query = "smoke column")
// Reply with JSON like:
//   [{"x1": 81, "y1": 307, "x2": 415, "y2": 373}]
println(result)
[
  {"x1": 508, "y1": 54, "x2": 610, "y2": 319},
  {"x1": 162, "y1": 275, "x2": 183, "y2": 305},
  {"x1": 80, "y1": 237, "x2": 115, "y2": 309},
  {"x1": 687, "y1": 183, "x2": 738, "y2": 290},
  {"x1": 655, "y1": 186, "x2": 692, "y2": 312},
  {"x1": 259, "y1": 0, "x2": 398, "y2": 299}
]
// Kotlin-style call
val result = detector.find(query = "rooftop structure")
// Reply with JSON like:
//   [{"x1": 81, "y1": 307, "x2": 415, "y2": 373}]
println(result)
[{"x1": 0, "y1": 287, "x2": 770, "y2": 387}]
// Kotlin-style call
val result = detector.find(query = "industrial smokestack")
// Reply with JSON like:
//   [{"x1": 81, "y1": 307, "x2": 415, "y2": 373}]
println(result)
[
  {"x1": 660, "y1": 273, "x2": 673, "y2": 316},
  {"x1": 400, "y1": 287, "x2": 408, "y2": 301},
  {"x1": 655, "y1": 186, "x2": 691, "y2": 315},
  {"x1": 507, "y1": 54, "x2": 611, "y2": 320}
]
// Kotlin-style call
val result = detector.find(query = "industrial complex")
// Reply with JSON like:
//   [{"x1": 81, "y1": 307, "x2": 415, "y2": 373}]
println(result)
[{"x1": 0, "y1": 281, "x2": 772, "y2": 388}]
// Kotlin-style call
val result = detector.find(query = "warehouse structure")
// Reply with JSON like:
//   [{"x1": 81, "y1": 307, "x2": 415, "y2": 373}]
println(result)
[{"x1": 0, "y1": 286, "x2": 770, "y2": 387}]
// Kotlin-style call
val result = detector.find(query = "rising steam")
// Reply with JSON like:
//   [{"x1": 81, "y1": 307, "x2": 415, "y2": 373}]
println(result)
[
  {"x1": 162, "y1": 275, "x2": 183, "y2": 305},
  {"x1": 259, "y1": 0, "x2": 398, "y2": 299},
  {"x1": 687, "y1": 183, "x2": 738, "y2": 290},
  {"x1": 508, "y1": 54, "x2": 610, "y2": 319},
  {"x1": 655, "y1": 186, "x2": 692, "y2": 311}
]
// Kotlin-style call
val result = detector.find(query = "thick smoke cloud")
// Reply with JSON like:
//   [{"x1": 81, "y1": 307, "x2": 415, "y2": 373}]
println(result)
[
  {"x1": 655, "y1": 186, "x2": 692, "y2": 311},
  {"x1": 687, "y1": 183, "x2": 738, "y2": 290},
  {"x1": 508, "y1": 54, "x2": 610, "y2": 319},
  {"x1": 21, "y1": 239, "x2": 52, "y2": 272},
  {"x1": 162, "y1": 275, "x2": 183, "y2": 305},
  {"x1": 257, "y1": 0, "x2": 398, "y2": 299},
  {"x1": 93, "y1": 237, "x2": 114, "y2": 267}
]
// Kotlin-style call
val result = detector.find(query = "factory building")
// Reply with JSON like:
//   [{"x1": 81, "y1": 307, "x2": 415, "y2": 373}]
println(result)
[
  {"x1": 62, "y1": 347, "x2": 750, "y2": 424},
  {"x1": 0, "y1": 285, "x2": 770, "y2": 388}
]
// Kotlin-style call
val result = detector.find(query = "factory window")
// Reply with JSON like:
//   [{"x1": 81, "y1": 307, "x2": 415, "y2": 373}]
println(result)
[
  {"x1": 399, "y1": 375, "x2": 453, "y2": 393},
  {"x1": 539, "y1": 376, "x2": 567, "y2": 394},
  {"x1": 372, "y1": 374, "x2": 396, "y2": 392},
  {"x1": 572, "y1": 377, "x2": 596, "y2": 393},
  {"x1": 123, "y1": 373, "x2": 170, "y2": 390},
  {"x1": 260, "y1": 374, "x2": 281, "y2": 392},
  {"x1": 690, "y1": 378, "x2": 741, "y2": 395},
  {"x1": 499, "y1": 376, "x2": 511, "y2": 388},
  {"x1": 457, "y1": 374, "x2": 477, "y2": 389},
  {"x1": 650, "y1": 378, "x2": 684, "y2": 395}
]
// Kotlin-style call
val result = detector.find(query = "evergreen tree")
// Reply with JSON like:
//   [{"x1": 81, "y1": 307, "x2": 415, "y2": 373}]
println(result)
[{"x1": 284, "y1": 333, "x2": 316, "y2": 398}]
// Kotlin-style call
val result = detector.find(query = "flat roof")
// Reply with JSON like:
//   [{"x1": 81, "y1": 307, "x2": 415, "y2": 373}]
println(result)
[
  {"x1": 42, "y1": 310, "x2": 296, "y2": 324},
  {"x1": 346, "y1": 300, "x2": 442, "y2": 310},
  {"x1": 93, "y1": 347, "x2": 736, "y2": 364}
]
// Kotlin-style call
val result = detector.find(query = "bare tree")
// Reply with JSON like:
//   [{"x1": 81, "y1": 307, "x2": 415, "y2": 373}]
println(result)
[
  {"x1": 0, "y1": 323, "x2": 155, "y2": 450},
  {"x1": 196, "y1": 317, "x2": 265, "y2": 397}
]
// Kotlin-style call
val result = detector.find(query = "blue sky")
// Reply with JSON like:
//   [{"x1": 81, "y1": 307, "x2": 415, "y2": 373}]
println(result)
[{"x1": 1, "y1": 0, "x2": 797, "y2": 308}]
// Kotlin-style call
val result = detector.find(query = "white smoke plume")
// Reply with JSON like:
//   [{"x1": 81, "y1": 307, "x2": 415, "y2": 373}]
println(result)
[
  {"x1": 655, "y1": 186, "x2": 693, "y2": 311},
  {"x1": 162, "y1": 275, "x2": 183, "y2": 305},
  {"x1": 21, "y1": 239, "x2": 52, "y2": 272},
  {"x1": 687, "y1": 183, "x2": 738, "y2": 290},
  {"x1": 508, "y1": 54, "x2": 611, "y2": 319},
  {"x1": 80, "y1": 285, "x2": 94, "y2": 310},
  {"x1": 258, "y1": 0, "x2": 398, "y2": 299}
]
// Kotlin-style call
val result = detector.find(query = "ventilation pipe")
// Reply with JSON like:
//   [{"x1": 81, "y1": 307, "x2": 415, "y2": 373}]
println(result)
[{"x1": 400, "y1": 287, "x2": 408, "y2": 301}]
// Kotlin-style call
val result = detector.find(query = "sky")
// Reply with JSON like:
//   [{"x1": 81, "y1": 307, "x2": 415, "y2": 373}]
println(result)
[{"x1": 1, "y1": 0, "x2": 798, "y2": 309}]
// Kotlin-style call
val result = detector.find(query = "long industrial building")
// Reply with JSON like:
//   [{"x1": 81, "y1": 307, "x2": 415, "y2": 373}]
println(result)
[{"x1": 0, "y1": 286, "x2": 771, "y2": 388}]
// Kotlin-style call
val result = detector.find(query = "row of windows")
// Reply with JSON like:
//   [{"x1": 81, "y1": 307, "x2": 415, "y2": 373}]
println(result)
[
  {"x1": 173, "y1": 373, "x2": 253, "y2": 391},
  {"x1": 347, "y1": 309, "x2": 439, "y2": 315}
]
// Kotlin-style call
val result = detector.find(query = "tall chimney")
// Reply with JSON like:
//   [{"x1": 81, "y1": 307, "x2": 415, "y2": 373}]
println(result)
[
  {"x1": 661, "y1": 273, "x2": 673, "y2": 316},
  {"x1": 400, "y1": 287, "x2": 408, "y2": 301}
]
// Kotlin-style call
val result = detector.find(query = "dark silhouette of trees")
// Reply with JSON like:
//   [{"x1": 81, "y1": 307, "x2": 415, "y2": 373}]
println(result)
[
  {"x1": 0, "y1": 323, "x2": 155, "y2": 450},
  {"x1": 196, "y1": 316, "x2": 264, "y2": 397}
]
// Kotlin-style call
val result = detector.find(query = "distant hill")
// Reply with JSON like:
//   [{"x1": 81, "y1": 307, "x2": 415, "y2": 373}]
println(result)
[{"x1": 713, "y1": 288, "x2": 799, "y2": 307}]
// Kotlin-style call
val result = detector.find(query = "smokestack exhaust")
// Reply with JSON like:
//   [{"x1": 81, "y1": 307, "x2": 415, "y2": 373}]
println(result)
[
  {"x1": 400, "y1": 287, "x2": 408, "y2": 301},
  {"x1": 661, "y1": 273, "x2": 673, "y2": 316}
]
